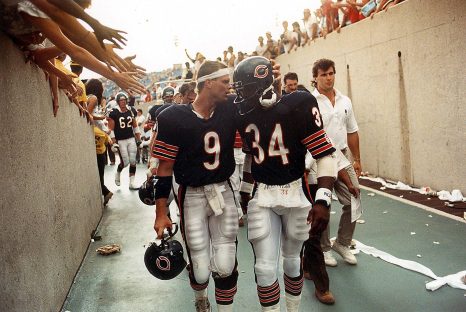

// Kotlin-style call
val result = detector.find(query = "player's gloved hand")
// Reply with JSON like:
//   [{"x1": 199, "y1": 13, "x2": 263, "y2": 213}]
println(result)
[
  {"x1": 136, "y1": 140, "x2": 142, "y2": 147},
  {"x1": 154, "y1": 213, "x2": 173, "y2": 239},
  {"x1": 239, "y1": 191, "x2": 251, "y2": 214},
  {"x1": 308, "y1": 203, "x2": 330, "y2": 236}
]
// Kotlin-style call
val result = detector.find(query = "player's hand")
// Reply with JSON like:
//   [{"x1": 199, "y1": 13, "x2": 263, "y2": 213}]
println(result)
[
  {"x1": 239, "y1": 192, "x2": 251, "y2": 214},
  {"x1": 154, "y1": 214, "x2": 173, "y2": 239},
  {"x1": 353, "y1": 160, "x2": 362, "y2": 178},
  {"x1": 348, "y1": 185, "x2": 360, "y2": 198},
  {"x1": 308, "y1": 203, "x2": 330, "y2": 236}
]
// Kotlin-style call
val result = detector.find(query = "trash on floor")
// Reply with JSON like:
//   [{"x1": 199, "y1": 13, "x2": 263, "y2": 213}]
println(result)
[
  {"x1": 353, "y1": 240, "x2": 466, "y2": 292},
  {"x1": 444, "y1": 202, "x2": 455, "y2": 208},
  {"x1": 96, "y1": 244, "x2": 121, "y2": 256},
  {"x1": 410, "y1": 232, "x2": 416, "y2": 235},
  {"x1": 433, "y1": 241, "x2": 440, "y2": 245},
  {"x1": 367, "y1": 193, "x2": 375, "y2": 197},
  {"x1": 356, "y1": 219, "x2": 366, "y2": 224},
  {"x1": 383, "y1": 211, "x2": 388, "y2": 214}
]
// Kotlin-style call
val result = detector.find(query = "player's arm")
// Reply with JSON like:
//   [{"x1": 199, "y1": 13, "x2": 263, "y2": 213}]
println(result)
[
  {"x1": 153, "y1": 160, "x2": 175, "y2": 238},
  {"x1": 347, "y1": 131, "x2": 361, "y2": 177},
  {"x1": 107, "y1": 117, "x2": 116, "y2": 144},
  {"x1": 301, "y1": 95, "x2": 337, "y2": 234},
  {"x1": 239, "y1": 153, "x2": 255, "y2": 213},
  {"x1": 131, "y1": 117, "x2": 141, "y2": 142}
]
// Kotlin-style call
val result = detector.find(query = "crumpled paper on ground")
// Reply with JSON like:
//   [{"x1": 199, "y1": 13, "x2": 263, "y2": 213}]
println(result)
[
  {"x1": 360, "y1": 177, "x2": 466, "y2": 202},
  {"x1": 353, "y1": 239, "x2": 466, "y2": 292}
]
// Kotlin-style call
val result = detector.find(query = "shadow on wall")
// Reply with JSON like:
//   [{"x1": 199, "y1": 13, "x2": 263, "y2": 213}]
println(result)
[{"x1": 398, "y1": 51, "x2": 412, "y2": 184}]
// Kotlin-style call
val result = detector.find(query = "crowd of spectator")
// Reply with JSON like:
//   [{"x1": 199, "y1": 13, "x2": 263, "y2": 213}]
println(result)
[
  {"x1": 187, "y1": 0, "x2": 407, "y2": 71},
  {"x1": 0, "y1": 0, "x2": 146, "y2": 119}
]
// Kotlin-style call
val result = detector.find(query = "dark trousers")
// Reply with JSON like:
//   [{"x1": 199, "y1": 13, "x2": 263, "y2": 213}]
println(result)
[
  {"x1": 106, "y1": 143, "x2": 115, "y2": 163},
  {"x1": 97, "y1": 153, "x2": 110, "y2": 196},
  {"x1": 303, "y1": 184, "x2": 330, "y2": 292}
]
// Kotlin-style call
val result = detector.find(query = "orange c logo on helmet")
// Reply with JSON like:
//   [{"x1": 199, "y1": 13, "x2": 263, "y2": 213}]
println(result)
[{"x1": 254, "y1": 65, "x2": 269, "y2": 79}]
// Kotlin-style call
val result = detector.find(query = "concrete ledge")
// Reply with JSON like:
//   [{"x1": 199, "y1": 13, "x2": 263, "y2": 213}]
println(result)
[
  {"x1": 0, "y1": 32, "x2": 102, "y2": 311},
  {"x1": 277, "y1": 0, "x2": 466, "y2": 193}
]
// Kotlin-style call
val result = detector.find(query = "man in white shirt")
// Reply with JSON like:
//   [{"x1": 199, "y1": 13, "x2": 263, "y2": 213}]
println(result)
[
  {"x1": 302, "y1": 8, "x2": 318, "y2": 45},
  {"x1": 311, "y1": 58, "x2": 362, "y2": 266},
  {"x1": 255, "y1": 36, "x2": 267, "y2": 56}
]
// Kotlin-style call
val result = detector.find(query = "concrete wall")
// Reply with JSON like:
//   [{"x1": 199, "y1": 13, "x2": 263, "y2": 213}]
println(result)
[
  {"x1": 277, "y1": 0, "x2": 466, "y2": 193},
  {"x1": 0, "y1": 32, "x2": 103, "y2": 311}
]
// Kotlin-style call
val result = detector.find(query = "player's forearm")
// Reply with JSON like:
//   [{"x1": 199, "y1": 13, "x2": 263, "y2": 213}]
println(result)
[{"x1": 347, "y1": 132, "x2": 360, "y2": 161}]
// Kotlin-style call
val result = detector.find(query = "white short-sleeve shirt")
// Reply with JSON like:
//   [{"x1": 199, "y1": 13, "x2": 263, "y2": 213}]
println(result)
[{"x1": 312, "y1": 88, "x2": 359, "y2": 150}]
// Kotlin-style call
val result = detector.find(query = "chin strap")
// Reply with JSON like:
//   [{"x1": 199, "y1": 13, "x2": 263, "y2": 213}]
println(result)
[{"x1": 259, "y1": 85, "x2": 277, "y2": 108}]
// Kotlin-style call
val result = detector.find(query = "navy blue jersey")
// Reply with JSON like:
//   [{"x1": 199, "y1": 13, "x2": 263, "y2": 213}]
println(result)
[
  {"x1": 109, "y1": 106, "x2": 137, "y2": 140},
  {"x1": 236, "y1": 91, "x2": 335, "y2": 185},
  {"x1": 153, "y1": 96, "x2": 237, "y2": 187}
]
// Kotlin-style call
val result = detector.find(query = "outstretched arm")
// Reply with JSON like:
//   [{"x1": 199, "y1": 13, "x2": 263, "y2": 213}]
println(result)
[{"x1": 35, "y1": 0, "x2": 127, "y2": 48}]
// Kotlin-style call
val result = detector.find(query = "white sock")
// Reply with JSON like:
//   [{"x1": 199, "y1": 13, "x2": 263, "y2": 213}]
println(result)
[
  {"x1": 217, "y1": 303, "x2": 233, "y2": 312},
  {"x1": 194, "y1": 288, "x2": 208, "y2": 300},
  {"x1": 285, "y1": 293, "x2": 301, "y2": 312}
]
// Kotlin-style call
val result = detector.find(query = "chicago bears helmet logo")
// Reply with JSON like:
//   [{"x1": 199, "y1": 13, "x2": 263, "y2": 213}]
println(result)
[
  {"x1": 156, "y1": 256, "x2": 171, "y2": 271},
  {"x1": 254, "y1": 65, "x2": 269, "y2": 79}
]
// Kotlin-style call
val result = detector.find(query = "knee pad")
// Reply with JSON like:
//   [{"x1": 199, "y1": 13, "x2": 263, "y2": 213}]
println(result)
[
  {"x1": 190, "y1": 256, "x2": 211, "y2": 285},
  {"x1": 282, "y1": 257, "x2": 301, "y2": 278},
  {"x1": 254, "y1": 259, "x2": 278, "y2": 287},
  {"x1": 247, "y1": 201, "x2": 271, "y2": 242},
  {"x1": 211, "y1": 244, "x2": 236, "y2": 277}
]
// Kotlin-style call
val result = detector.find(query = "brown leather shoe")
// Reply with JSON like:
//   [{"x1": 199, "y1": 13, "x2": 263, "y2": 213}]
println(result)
[{"x1": 315, "y1": 289, "x2": 335, "y2": 305}]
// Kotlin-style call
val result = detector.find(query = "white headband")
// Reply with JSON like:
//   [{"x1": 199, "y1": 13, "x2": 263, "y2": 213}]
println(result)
[{"x1": 197, "y1": 68, "x2": 231, "y2": 83}]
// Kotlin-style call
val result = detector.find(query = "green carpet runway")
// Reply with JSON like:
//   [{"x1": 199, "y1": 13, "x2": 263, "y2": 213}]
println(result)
[{"x1": 62, "y1": 164, "x2": 466, "y2": 312}]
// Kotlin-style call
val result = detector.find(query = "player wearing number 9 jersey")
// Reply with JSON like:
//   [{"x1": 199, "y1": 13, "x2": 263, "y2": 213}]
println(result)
[
  {"x1": 107, "y1": 92, "x2": 142, "y2": 190},
  {"x1": 152, "y1": 61, "x2": 239, "y2": 312},
  {"x1": 232, "y1": 56, "x2": 337, "y2": 312}
]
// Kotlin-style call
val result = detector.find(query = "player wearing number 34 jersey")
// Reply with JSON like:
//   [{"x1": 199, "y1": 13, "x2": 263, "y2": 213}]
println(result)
[{"x1": 232, "y1": 56, "x2": 337, "y2": 312}]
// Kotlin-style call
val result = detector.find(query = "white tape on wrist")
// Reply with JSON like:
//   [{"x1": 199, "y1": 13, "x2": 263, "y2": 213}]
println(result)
[
  {"x1": 133, "y1": 127, "x2": 141, "y2": 134},
  {"x1": 110, "y1": 130, "x2": 115, "y2": 139},
  {"x1": 315, "y1": 188, "x2": 332, "y2": 206},
  {"x1": 240, "y1": 181, "x2": 254, "y2": 194}
]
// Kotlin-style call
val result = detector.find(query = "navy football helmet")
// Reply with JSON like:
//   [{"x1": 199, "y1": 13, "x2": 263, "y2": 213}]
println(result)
[
  {"x1": 232, "y1": 56, "x2": 277, "y2": 114},
  {"x1": 144, "y1": 224, "x2": 187, "y2": 280},
  {"x1": 138, "y1": 180, "x2": 156, "y2": 205},
  {"x1": 138, "y1": 177, "x2": 174, "y2": 206},
  {"x1": 115, "y1": 92, "x2": 128, "y2": 102}
]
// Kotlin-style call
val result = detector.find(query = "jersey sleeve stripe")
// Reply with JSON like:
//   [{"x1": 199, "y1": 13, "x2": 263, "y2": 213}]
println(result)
[
  {"x1": 153, "y1": 147, "x2": 177, "y2": 157},
  {"x1": 305, "y1": 137, "x2": 328, "y2": 150},
  {"x1": 154, "y1": 139, "x2": 179, "y2": 152},
  {"x1": 301, "y1": 129, "x2": 325, "y2": 145},
  {"x1": 153, "y1": 140, "x2": 178, "y2": 161},
  {"x1": 310, "y1": 144, "x2": 334, "y2": 157}
]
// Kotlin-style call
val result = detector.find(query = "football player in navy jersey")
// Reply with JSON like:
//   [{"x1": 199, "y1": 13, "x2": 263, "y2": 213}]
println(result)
[
  {"x1": 232, "y1": 56, "x2": 337, "y2": 312},
  {"x1": 152, "y1": 61, "x2": 239, "y2": 312},
  {"x1": 107, "y1": 92, "x2": 142, "y2": 189}
]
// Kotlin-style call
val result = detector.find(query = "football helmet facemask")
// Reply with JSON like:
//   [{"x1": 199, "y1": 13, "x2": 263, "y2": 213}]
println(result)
[
  {"x1": 232, "y1": 56, "x2": 277, "y2": 114},
  {"x1": 144, "y1": 224, "x2": 187, "y2": 280}
]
